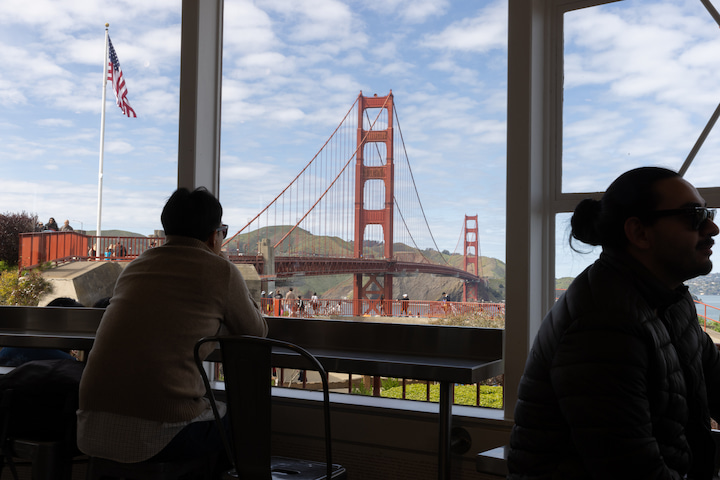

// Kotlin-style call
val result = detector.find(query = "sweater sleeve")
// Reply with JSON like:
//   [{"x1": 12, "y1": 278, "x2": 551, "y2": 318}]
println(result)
[{"x1": 222, "y1": 263, "x2": 268, "y2": 337}]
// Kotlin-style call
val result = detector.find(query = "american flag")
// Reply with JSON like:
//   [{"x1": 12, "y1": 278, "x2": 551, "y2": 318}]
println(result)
[{"x1": 107, "y1": 36, "x2": 137, "y2": 118}]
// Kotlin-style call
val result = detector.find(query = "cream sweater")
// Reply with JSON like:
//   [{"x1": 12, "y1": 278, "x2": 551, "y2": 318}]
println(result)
[{"x1": 79, "y1": 236, "x2": 267, "y2": 422}]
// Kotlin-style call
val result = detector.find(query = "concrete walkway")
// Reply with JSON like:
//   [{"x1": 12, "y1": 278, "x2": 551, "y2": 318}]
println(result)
[{"x1": 706, "y1": 328, "x2": 720, "y2": 344}]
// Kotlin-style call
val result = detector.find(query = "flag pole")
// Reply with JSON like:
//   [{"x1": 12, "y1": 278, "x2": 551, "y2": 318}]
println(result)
[{"x1": 97, "y1": 23, "x2": 109, "y2": 258}]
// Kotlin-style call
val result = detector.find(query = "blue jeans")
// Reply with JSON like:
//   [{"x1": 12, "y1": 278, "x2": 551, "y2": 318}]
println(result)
[{"x1": 0, "y1": 347, "x2": 76, "y2": 367}]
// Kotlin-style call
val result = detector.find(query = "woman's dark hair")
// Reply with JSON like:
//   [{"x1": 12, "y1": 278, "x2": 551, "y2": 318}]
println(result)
[
  {"x1": 46, "y1": 297, "x2": 84, "y2": 307},
  {"x1": 570, "y1": 167, "x2": 680, "y2": 251},
  {"x1": 161, "y1": 187, "x2": 223, "y2": 241}
]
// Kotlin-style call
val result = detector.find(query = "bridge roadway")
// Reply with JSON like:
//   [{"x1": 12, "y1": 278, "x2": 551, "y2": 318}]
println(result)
[{"x1": 227, "y1": 255, "x2": 482, "y2": 281}]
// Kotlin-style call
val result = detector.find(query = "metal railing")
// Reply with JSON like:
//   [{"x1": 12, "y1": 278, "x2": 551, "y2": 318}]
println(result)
[
  {"x1": 270, "y1": 368, "x2": 503, "y2": 408},
  {"x1": 696, "y1": 299, "x2": 720, "y2": 332},
  {"x1": 259, "y1": 297, "x2": 505, "y2": 320},
  {"x1": 18, "y1": 231, "x2": 164, "y2": 270}
]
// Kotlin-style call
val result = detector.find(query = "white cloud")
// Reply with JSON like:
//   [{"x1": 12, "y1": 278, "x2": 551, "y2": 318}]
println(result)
[
  {"x1": 359, "y1": 0, "x2": 450, "y2": 24},
  {"x1": 420, "y1": 1, "x2": 507, "y2": 53},
  {"x1": 36, "y1": 118, "x2": 74, "y2": 128}
]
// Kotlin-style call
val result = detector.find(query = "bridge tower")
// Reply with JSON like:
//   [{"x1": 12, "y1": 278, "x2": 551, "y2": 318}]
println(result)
[
  {"x1": 463, "y1": 215, "x2": 481, "y2": 302},
  {"x1": 353, "y1": 92, "x2": 394, "y2": 315}
]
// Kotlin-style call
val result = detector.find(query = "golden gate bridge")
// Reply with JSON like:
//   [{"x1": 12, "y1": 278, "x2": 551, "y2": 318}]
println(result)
[
  {"x1": 224, "y1": 92, "x2": 484, "y2": 315},
  {"x1": 17, "y1": 92, "x2": 484, "y2": 317}
]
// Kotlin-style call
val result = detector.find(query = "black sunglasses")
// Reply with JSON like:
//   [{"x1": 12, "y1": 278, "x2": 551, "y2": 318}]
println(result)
[
  {"x1": 645, "y1": 206, "x2": 716, "y2": 230},
  {"x1": 216, "y1": 224, "x2": 229, "y2": 239}
]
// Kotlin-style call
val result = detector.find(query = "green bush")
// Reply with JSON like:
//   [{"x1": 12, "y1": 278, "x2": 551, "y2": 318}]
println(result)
[
  {"x1": 352, "y1": 382, "x2": 373, "y2": 396},
  {"x1": 430, "y1": 311, "x2": 505, "y2": 328},
  {"x1": 699, "y1": 316, "x2": 720, "y2": 333},
  {"x1": 0, "y1": 267, "x2": 53, "y2": 306},
  {"x1": 382, "y1": 383, "x2": 503, "y2": 409}
]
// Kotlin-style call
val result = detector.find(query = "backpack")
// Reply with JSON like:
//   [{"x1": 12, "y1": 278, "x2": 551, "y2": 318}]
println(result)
[{"x1": 0, "y1": 359, "x2": 84, "y2": 441}]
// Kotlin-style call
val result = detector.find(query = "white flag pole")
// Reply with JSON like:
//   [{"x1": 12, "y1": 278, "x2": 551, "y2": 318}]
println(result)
[{"x1": 96, "y1": 24, "x2": 109, "y2": 258}]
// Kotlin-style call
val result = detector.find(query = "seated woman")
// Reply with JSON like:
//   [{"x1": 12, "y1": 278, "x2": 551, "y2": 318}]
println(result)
[{"x1": 0, "y1": 297, "x2": 82, "y2": 367}]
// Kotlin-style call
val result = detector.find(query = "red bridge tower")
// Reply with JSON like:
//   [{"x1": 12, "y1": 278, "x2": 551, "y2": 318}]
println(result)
[
  {"x1": 353, "y1": 92, "x2": 394, "y2": 315},
  {"x1": 463, "y1": 215, "x2": 481, "y2": 302}
]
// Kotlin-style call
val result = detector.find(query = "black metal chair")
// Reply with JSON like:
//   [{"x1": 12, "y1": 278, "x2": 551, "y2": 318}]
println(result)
[
  {"x1": 85, "y1": 455, "x2": 214, "y2": 480},
  {"x1": 193, "y1": 335, "x2": 347, "y2": 480}
]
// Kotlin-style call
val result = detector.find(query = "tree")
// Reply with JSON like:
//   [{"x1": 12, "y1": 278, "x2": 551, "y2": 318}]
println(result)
[{"x1": 0, "y1": 211, "x2": 37, "y2": 267}]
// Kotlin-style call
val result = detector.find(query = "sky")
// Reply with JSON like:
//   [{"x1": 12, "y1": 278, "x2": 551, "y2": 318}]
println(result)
[{"x1": 2, "y1": 0, "x2": 720, "y2": 279}]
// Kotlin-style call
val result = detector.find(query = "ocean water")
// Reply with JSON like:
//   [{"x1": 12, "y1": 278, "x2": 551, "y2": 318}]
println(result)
[{"x1": 696, "y1": 295, "x2": 720, "y2": 323}]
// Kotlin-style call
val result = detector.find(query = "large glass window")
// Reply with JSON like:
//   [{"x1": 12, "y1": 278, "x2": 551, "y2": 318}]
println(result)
[
  {"x1": 558, "y1": 0, "x2": 720, "y2": 280},
  {"x1": 219, "y1": 1, "x2": 509, "y2": 409},
  {"x1": 219, "y1": 1, "x2": 508, "y2": 312},
  {"x1": 0, "y1": 2, "x2": 182, "y2": 236}
]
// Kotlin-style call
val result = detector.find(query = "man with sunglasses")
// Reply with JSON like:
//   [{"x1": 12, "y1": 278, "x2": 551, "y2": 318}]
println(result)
[
  {"x1": 509, "y1": 167, "x2": 720, "y2": 479},
  {"x1": 78, "y1": 187, "x2": 267, "y2": 471}
]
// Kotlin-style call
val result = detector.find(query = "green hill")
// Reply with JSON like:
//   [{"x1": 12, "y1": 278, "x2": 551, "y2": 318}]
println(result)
[
  {"x1": 225, "y1": 226, "x2": 509, "y2": 301},
  {"x1": 85, "y1": 229, "x2": 150, "y2": 237}
]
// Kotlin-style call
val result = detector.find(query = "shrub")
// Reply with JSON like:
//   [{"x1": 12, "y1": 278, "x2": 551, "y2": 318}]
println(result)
[
  {"x1": 0, "y1": 212, "x2": 37, "y2": 267},
  {"x1": 698, "y1": 316, "x2": 720, "y2": 333},
  {"x1": 430, "y1": 310, "x2": 505, "y2": 328},
  {"x1": 382, "y1": 383, "x2": 503, "y2": 409},
  {"x1": 0, "y1": 267, "x2": 53, "y2": 306}
]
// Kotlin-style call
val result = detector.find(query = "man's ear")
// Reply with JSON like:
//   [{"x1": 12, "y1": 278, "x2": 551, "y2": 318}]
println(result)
[
  {"x1": 624, "y1": 216, "x2": 653, "y2": 250},
  {"x1": 205, "y1": 231, "x2": 218, "y2": 250}
]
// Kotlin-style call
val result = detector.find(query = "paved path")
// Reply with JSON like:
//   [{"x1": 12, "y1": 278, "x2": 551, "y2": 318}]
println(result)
[{"x1": 705, "y1": 328, "x2": 720, "y2": 344}]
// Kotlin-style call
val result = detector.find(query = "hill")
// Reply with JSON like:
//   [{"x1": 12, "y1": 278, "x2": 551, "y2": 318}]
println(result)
[
  {"x1": 269, "y1": 249, "x2": 506, "y2": 302},
  {"x1": 558, "y1": 272, "x2": 720, "y2": 299},
  {"x1": 85, "y1": 229, "x2": 150, "y2": 237},
  {"x1": 226, "y1": 226, "x2": 510, "y2": 302},
  {"x1": 686, "y1": 272, "x2": 720, "y2": 297},
  {"x1": 274, "y1": 260, "x2": 506, "y2": 303}
]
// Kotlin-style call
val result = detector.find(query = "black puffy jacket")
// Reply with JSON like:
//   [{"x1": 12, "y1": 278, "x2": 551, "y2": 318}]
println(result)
[{"x1": 507, "y1": 250, "x2": 720, "y2": 479}]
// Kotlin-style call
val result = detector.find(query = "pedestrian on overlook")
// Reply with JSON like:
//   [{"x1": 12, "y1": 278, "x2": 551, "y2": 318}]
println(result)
[
  {"x1": 400, "y1": 293, "x2": 410, "y2": 316},
  {"x1": 441, "y1": 292, "x2": 450, "y2": 315},
  {"x1": 297, "y1": 295, "x2": 305, "y2": 317},
  {"x1": 45, "y1": 217, "x2": 58, "y2": 231},
  {"x1": 508, "y1": 167, "x2": 720, "y2": 479},
  {"x1": 265, "y1": 291, "x2": 274, "y2": 314},
  {"x1": 77, "y1": 187, "x2": 266, "y2": 473},
  {"x1": 60, "y1": 219, "x2": 74, "y2": 231},
  {"x1": 285, "y1": 288, "x2": 297, "y2": 317},
  {"x1": 114, "y1": 243, "x2": 127, "y2": 258},
  {"x1": 275, "y1": 290, "x2": 283, "y2": 315},
  {"x1": 310, "y1": 292, "x2": 319, "y2": 315}
]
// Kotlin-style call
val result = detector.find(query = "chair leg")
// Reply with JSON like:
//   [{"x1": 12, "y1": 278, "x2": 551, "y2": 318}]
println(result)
[
  {"x1": 29, "y1": 442, "x2": 68, "y2": 480},
  {"x1": 0, "y1": 455, "x2": 19, "y2": 480}
]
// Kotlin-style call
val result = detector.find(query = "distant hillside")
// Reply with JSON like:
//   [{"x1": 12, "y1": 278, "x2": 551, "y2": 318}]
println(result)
[
  {"x1": 85, "y1": 229, "x2": 150, "y2": 237},
  {"x1": 273, "y1": 257, "x2": 507, "y2": 303},
  {"x1": 687, "y1": 272, "x2": 720, "y2": 297},
  {"x1": 558, "y1": 272, "x2": 720, "y2": 298},
  {"x1": 227, "y1": 226, "x2": 509, "y2": 301}
]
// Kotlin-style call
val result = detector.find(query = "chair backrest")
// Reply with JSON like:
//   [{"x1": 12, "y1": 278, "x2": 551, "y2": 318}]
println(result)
[{"x1": 194, "y1": 335, "x2": 334, "y2": 480}]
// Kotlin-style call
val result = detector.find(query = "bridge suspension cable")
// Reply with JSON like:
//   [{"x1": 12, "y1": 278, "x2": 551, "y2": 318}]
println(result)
[
  {"x1": 392, "y1": 105, "x2": 450, "y2": 266},
  {"x1": 223, "y1": 93, "x2": 456, "y2": 268}
]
